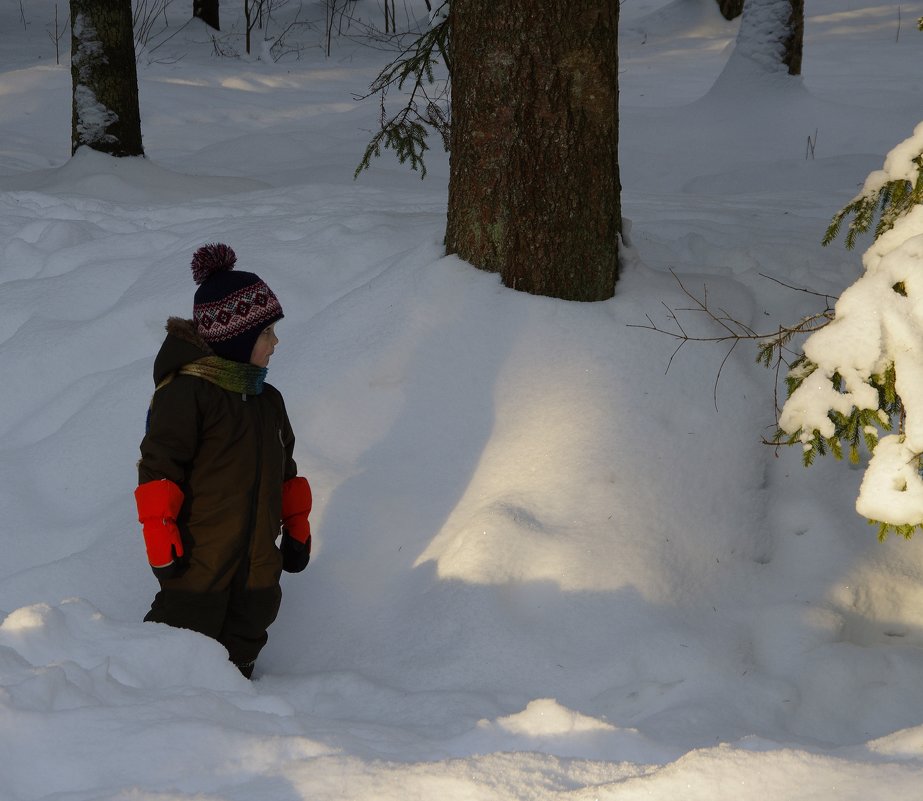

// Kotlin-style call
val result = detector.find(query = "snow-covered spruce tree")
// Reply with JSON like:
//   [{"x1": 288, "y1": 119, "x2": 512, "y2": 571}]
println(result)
[
  {"x1": 70, "y1": 0, "x2": 143, "y2": 157},
  {"x1": 778, "y1": 122, "x2": 923, "y2": 539}
]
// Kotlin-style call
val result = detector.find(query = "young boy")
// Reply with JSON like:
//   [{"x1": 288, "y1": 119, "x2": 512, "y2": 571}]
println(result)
[{"x1": 134, "y1": 243, "x2": 312, "y2": 678}]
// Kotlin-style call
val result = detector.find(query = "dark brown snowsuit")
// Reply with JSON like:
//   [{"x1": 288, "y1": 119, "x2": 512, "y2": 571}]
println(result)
[{"x1": 138, "y1": 318, "x2": 297, "y2": 670}]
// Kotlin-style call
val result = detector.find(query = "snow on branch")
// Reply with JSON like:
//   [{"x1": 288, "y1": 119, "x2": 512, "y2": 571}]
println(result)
[
  {"x1": 635, "y1": 122, "x2": 923, "y2": 540},
  {"x1": 780, "y1": 122, "x2": 923, "y2": 539}
]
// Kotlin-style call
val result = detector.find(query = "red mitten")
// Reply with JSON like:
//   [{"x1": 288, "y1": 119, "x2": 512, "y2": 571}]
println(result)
[
  {"x1": 134, "y1": 479, "x2": 185, "y2": 573},
  {"x1": 281, "y1": 476, "x2": 312, "y2": 546}
]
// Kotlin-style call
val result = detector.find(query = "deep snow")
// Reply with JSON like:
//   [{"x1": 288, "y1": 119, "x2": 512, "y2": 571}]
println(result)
[{"x1": 2, "y1": 1, "x2": 923, "y2": 799}]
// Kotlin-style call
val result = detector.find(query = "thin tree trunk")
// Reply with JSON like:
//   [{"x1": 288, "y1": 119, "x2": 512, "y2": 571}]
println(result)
[
  {"x1": 783, "y1": 0, "x2": 804, "y2": 75},
  {"x1": 70, "y1": 0, "x2": 143, "y2": 157},
  {"x1": 445, "y1": 1, "x2": 620, "y2": 301},
  {"x1": 245, "y1": 0, "x2": 253, "y2": 54}
]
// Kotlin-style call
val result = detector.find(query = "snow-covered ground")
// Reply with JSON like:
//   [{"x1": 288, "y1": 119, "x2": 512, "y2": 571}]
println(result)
[{"x1": 2, "y1": 1, "x2": 923, "y2": 798}]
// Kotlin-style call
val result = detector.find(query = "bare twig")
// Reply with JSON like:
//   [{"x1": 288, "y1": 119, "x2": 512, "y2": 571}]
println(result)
[
  {"x1": 757, "y1": 272, "x2": 837, "y2": 304},
  {"x1": 806, "y1": 129, "x2": 817, "y2": 160},
  {"x1": 134, "y1": 0, "x2": 178, "y2": 49},
  {"x1": 629, "y1": 270, "x2": 836, "y2": 413},
  {"x1": 269, "y1": 7, "x2": 311, "y2": 61},
  {"x1": 48, "y1": 4, "x2": 69, "y2": 65}
]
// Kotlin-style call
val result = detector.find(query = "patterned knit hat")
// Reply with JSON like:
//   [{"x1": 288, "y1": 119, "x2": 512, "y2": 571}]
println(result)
[{"x1": 191, "y1": 243, "x2": 283, "y2": 364}]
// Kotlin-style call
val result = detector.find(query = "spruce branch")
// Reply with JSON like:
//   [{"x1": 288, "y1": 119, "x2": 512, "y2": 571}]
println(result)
[
  {"x1": 823, "y1": 155, "x2": 923, "y2": 249},
  {"x1": 639, "y1": 123, "x2": 923, "y2": 540},
  {"x1": 767, "y1": 363, "x2": 901, "y2": 468},
  {"x1": 354, "y1": 5, "x2": 450, "y2": 179}
]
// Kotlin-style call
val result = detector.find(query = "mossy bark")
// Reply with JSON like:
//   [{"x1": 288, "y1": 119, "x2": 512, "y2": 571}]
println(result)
[
  {"x1": 445, "y1": 0, "x2": 620, "y2": 302},
  {"x1": 70, "y1": 0, "x2": 143, "y2": 157}
]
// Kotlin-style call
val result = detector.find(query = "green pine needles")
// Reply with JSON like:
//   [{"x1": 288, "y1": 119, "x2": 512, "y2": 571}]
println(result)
[
  {"x1": 776, "y1": 356, "x2": 916, "y2": 541},
  {"x1": 775, "y1": 361, "x2": 899, "y2": 468},
  {"x1": 354, "y1": 6, "x2": 450, "y2": 180},
  {"x1": 822, "y1": 155, "x2": 923, "y2": 249},
  {"x1": 777, "y1": 135, "x2": 923, "y2": 540},
  {"x1": 640, "y1": 128, "x2": 923, "y2": 541},
  {"x1": 873, "y1": 519, "x2": 918, "y2": 542}
]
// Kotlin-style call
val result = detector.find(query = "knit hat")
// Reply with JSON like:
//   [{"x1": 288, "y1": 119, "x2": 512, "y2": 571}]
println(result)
[{"x1": 191, "y1": 243, "x2": 284, "y2": 364}]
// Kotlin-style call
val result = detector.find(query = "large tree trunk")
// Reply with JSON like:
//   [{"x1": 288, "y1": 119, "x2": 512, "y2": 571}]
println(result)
[
  {"x1": 193, "y1": 0, "x2": 220, "y2": 31},
  {"x1": 70, "y1": 0, "x2": 143, "y2": 157},
  {"x1": 445, "y1": 1, "x2": 620, "y2": 302}
]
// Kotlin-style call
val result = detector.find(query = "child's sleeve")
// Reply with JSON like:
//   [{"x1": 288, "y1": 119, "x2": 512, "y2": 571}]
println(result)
[
  {"x1": 138, "y1": 377, "x2": 201, "y2": 485},
  {"x1": 280, "y1": 398, "x2": 298, "y2": 483}
]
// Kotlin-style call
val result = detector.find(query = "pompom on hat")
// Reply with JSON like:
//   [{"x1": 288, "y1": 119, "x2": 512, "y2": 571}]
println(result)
[{"x1": 191, "y1": 243, "x2": 283, "y2": 364}]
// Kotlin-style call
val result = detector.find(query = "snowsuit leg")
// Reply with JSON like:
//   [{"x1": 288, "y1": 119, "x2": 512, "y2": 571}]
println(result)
[
  {"x1": 217, "y1": 583, "x2": 283, "y2": 676},
  {"x1": 145, "y1": 587, "x2": 224, "y2": 633},
  {"x1": 145, "y1": 560, "x2": 282, "y2": 675}
]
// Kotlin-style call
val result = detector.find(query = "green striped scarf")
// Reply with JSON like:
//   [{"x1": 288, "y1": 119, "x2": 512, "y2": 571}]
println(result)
[
  {"x1": 178, "y1": 356, "x2": 268, "y2": 396},
  {"x1": 146, "y1": 357, "x2": 268, "y2": 434}
]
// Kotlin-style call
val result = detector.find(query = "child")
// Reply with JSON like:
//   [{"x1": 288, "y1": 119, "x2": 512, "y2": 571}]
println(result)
[{"x1": 134, "y1": 243, "x2": 312, "y2": 678}]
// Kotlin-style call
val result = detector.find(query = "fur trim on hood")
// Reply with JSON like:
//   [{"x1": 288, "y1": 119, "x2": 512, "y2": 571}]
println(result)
[
  {"x1": 165, "y1": 317, "x2": 215, "y2": 354},
  {"x1": 152, "y1": 318, "x2": 215, "y2": 383}
]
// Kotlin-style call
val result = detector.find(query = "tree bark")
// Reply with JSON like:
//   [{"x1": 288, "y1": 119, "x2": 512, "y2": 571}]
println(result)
[
  {"x1": 783, "y1": 0, "x2": 804, "y2": 76},
  {"x1": 716, "y1": 0, "x2": 744, "y2": 21},
  {"x1": 445, "y1": 1, "x2": 620, "y2": 302},
  {"x1": 193, "y1": 0, "x2": 220, "y2": 31},
  {"x1": 70, "y1": 0, "x2": 143, "y2": 157}
]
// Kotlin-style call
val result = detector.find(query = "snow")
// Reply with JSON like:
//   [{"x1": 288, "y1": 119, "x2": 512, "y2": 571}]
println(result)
[
  {"x1": 717, "y1": 0, "x2": 795, "y2": 77},
  {"x1": 1, "y1": 0, "x2": 923, "y2": 798},
  {"x1": 777, "y1": 110, "x2": 923, "y2": 528}
]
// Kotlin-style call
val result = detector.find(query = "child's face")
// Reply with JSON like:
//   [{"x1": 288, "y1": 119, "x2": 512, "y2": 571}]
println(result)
[{"x1": 250, "y1": 323, "x2": 278, "y2": 367}]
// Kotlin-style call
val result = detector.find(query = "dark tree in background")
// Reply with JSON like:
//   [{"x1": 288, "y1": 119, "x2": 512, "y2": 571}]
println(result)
[
  {"x1": 70, "y1": 0, "x2": 143, "y2": 156},
  {"x1": 716, "y1": 0, "x2": 744, "y2": 20},
  {"x1": 783, "y1": 0, "x2": 804, "y2": 75},
  {"x1": 445, "y1": 1, "x2": 620, "y2": 302},
  {"x1": 194, "y1": 0, "x2": 220, "y2": 30}
]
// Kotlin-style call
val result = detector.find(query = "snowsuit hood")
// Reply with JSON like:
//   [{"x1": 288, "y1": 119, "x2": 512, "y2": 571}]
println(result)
[{"x1": 152, "y1": 317, "x2": 214, "y2": 384}]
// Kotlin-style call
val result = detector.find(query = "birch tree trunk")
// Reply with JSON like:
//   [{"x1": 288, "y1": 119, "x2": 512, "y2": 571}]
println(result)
[{"x1": 445, "y1": 1, "x2": 620, "y2": 302}]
